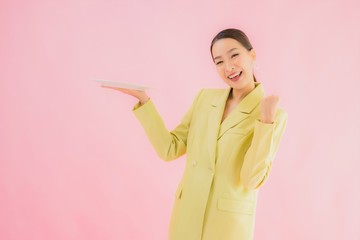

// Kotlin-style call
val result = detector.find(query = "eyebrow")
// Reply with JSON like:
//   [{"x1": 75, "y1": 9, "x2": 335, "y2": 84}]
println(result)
[{"x1": 213, "y1": 48, "x2": 238, "y2": 61}]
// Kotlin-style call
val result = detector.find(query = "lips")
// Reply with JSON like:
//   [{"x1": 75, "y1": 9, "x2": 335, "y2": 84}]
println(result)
[{"x1": 228, "y1": 71, "x2": 242, "y2": 81}]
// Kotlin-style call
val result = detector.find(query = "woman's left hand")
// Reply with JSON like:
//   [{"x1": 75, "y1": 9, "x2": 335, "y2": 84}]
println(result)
[{"x1": 260, "y1": 95, "x2": 279, "y2": 124}]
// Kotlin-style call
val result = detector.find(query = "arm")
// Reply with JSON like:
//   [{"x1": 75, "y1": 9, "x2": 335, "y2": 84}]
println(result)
[
  {"x1": 132, "y1": 89, "x2": 204, "y2": 161},
  {"x1": 240, "y1": 109, "x2": 288, "y2": 190}
]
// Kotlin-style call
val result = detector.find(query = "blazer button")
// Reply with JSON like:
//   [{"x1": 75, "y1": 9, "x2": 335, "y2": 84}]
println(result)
[{"x1": 192, "y1": 160, "x2": 197, "y2": 166}]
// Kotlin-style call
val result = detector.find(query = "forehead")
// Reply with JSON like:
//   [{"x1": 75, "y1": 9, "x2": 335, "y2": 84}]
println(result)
[{"x1": 212, "y1": 38, "x2": 246, "y2": 56}]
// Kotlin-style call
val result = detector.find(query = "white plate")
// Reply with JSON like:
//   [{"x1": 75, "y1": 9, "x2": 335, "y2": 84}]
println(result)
[{"x1": 95, "y1": 79, "x2": 151, "y2": 91}]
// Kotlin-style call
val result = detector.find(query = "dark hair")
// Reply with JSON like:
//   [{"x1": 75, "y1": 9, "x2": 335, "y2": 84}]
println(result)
[{"x1": 210, "y1": 28, "x2": 257, "y2": 82}]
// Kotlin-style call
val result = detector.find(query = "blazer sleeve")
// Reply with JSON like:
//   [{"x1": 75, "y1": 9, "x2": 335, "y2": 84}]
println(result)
[
  {"x1": 132, "y1": 89, "x2": 204, "y2": 161},
  {"x1": 240, "y1": 108, "x2": 288, "y2": 190}
]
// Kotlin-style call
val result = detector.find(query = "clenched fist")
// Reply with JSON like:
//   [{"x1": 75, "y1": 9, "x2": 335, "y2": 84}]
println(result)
[{"x1": 260, "y1": 95, "x2": 279, "y2": 124}]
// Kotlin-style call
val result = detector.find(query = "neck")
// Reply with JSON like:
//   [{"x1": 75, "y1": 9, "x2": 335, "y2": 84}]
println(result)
[{"x1": 230, "y1": 82, "x2": 256, "y2": 102}]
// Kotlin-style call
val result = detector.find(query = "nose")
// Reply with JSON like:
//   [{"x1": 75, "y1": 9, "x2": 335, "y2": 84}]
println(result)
[{"x1": 225, "y1": 62, "x2": 235, "y2": 73}]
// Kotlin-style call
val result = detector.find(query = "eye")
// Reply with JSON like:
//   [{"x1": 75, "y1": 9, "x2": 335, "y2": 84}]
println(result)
[
  {"x1": 215, "y1": 61, "x2": 223, "y2": 65},
  {"x1": 231, "y1": 53, "x2": 239, "y2": 58}
]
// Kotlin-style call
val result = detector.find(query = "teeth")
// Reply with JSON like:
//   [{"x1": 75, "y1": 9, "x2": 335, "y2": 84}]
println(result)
[{"x1": 228, "y1": 72, "x2": 241, "y2": 79}]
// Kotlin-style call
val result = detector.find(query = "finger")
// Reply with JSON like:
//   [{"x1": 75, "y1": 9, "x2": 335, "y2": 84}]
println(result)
[
  {"x1": 101, "y1": 85, "x2": 127, "y2": 91},
  {"x1": 101, "y1": 85, "x2": 116, "y2": 89}
]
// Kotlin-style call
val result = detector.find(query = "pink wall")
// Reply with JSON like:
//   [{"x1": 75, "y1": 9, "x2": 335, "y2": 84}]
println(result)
[{"x1": 1, "y1": 0, "x2": 359, "y2": 239}]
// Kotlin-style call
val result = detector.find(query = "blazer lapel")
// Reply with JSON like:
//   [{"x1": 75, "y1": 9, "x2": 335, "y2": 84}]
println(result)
[
  {"x1": 218, "y1": 83, "x2": 264, "y2": 138},
  {"x1": 207, "y1": 87, "x2": 230, "y2": 170},
  {"x1": 217, "y1": 113, "x2": 251, "y2": 139},
  {"x1": 207, "y1": 82, "x2": 265, "y2": 169}
]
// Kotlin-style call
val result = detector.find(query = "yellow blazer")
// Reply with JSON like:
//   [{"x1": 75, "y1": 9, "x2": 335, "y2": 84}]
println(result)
[{"x1": 132, "y1": 82, "x2": 288, "y2": 240}]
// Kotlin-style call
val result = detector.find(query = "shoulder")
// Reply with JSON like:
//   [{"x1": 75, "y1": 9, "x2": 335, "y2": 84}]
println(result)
[
  {"x1": 188, "y1": 88, "x2": 226, "y2": 110},
  {"x1": 194, "y1": 88, "x2": 227, "y2": 101}
]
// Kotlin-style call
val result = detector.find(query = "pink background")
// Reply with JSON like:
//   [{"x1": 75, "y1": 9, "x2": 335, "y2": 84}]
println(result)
[{"x1": 1, "y1": 0, "x2": 359, "y2": 239}]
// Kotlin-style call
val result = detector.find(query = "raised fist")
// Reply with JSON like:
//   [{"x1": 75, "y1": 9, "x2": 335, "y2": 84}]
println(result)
[{"x1": 260, "y1": 95, "x2": 279, "y2": 124}]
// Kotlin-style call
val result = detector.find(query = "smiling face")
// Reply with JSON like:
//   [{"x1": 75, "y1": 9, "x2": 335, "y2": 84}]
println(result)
[{"x1": 211, "y1": 38, "x2": 256, "y2": 90}]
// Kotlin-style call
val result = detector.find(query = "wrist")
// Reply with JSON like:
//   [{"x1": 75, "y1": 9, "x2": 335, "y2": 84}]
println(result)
[
  {"x1": 139, "y1": 96, "x2": 150, "y2": 105},
  {"x1": 260, "y1": 119, "x2": 274, "y2": 124}
]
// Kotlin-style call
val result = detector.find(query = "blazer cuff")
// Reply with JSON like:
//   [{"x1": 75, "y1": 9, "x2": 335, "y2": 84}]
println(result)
[{"x1": 132, "y1": 99, "x2": 153, "y2": 111}]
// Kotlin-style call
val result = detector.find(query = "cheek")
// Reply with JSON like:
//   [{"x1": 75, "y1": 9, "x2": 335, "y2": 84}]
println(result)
[
  {"x1": 234, "y1": 58, "x2": 243, "y2": 66},
  {"x1": 216, "y1": 67, "x2": 225, "y2": 78},
  {"x1": 242, "y1": 57, "x2": 255, "y2": 67}
]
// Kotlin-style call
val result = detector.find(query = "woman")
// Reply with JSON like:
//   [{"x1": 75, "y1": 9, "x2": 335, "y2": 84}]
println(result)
[{"x1": 102, "y1": 28, "x2": 288, "y2": 240}]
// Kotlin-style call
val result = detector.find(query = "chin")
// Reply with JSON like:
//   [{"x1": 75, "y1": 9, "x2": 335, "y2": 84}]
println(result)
[
  {"x1": 226, "y1": 80, "x2": 246, "y2": 90},
  {"x1": 223, "y1": 74, "x2": 250, "y2": 89}
]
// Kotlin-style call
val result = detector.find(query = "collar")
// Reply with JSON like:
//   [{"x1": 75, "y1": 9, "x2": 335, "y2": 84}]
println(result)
[{"x1": 211, "y1": 82, "x2": 264, "y2": 114}]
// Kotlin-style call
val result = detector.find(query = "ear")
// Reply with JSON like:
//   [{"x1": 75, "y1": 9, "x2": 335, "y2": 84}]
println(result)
[{"x1": 250, "y1": 48, "x2": 256, "y2": 61}]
